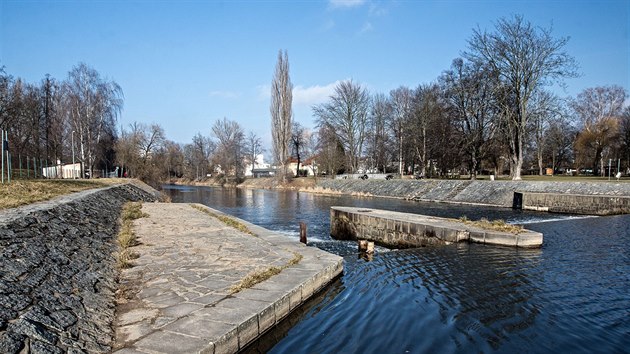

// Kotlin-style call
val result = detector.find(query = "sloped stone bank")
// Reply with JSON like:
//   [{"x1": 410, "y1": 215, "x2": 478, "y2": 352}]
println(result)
[
  {"x1": 316, "y1": 179, "x2": 630, "y2": 209},
  {"x1": 0, "y1": 183, "x2": 157, "y2": 354}
]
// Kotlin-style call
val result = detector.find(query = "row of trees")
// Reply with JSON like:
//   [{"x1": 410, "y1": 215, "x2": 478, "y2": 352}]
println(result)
[
  {"x1": 0, "y1": 63, "x2": 122, "y2": 177},
  {"x1": 308, "y1": 16, "x2": 630, "y2": 180},
  {"x1": 3, "y1": 15, "x2": 628, "y2": 185},
  {"x1": 0, "y1": 62, "x2": 267, "y2": 186}
]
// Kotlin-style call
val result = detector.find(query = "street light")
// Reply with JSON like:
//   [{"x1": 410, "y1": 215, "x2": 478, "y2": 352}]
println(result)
[{"x1": 71, "y1": 130, "x2": 76, "y2": 179}]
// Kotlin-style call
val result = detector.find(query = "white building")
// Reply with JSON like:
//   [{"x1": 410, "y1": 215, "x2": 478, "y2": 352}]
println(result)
[{"x1": 244, "y1": 154, "x2": 272, "y2": 177}]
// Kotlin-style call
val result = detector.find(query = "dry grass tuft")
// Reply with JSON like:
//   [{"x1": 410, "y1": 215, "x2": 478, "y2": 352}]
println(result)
[
  {"x1": 229, "y1": 252, "x2": 303, "y2": 294},
  {"x1": 117, "y1": 202, "x2": 149, "y2": 268},
  {"x1": 190, "y1": 204, "x2": 255, "y2": 236},
  {"x1": 0, "y1": 179, "x2": 108, "y2": 209},
  {"x1": 459, "y1": 216, "x2": 524, "y2": 234}
]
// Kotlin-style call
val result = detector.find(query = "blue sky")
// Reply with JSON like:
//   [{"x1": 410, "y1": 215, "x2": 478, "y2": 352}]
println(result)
[{"x1": 1, "y1": 0, "x2": 629, "y2": 148}]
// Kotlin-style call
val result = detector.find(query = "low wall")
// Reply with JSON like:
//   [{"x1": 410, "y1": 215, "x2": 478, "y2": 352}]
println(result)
[
  {"x1": 519, "y1": 192, "x2": 630, "y2": 215},
  {"x1": 316, "y1": 179, "x2": 630, "y2": 214},
  {"x1": 0, "y1": 183, "x2": 157, "y2": 353},
  {"x1": 330, "y1": 206, "x2": 543, "y2": 248}
]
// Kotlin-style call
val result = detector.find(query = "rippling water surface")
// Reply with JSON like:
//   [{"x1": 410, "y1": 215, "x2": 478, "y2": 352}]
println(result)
[{"x1": 163, "y1": 185, "x2": 630, "y2": 353}]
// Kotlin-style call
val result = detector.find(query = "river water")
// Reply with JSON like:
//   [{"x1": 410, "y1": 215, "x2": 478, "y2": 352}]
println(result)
[{"x1": 163, "y1": 185, "x2": 630, "y2": 354}]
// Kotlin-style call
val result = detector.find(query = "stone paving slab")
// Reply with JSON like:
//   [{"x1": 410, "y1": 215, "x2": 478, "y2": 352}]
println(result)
[{"x1": 114, "y1": 203, "x2": 343, "y2": 354}]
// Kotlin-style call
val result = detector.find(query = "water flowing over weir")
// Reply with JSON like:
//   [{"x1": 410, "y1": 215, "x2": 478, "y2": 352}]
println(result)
[{"x1": 163, "y1": 185, "x2": 630, "y2": 354}]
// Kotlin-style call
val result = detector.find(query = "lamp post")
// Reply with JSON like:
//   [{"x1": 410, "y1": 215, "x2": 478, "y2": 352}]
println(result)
[{"x1": 71, "y1": 130, "x2": 76, "y2": 179}]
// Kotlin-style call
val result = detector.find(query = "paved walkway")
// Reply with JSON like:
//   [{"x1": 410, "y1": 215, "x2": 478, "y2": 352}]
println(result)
[{"x1": 113, "y1": 203, "x2": 343, "y2": 354}]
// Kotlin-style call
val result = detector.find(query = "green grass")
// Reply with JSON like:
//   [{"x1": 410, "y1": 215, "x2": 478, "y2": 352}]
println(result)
[{"x1": 191, "y1": 204, "x2": 255, "y2": 236}]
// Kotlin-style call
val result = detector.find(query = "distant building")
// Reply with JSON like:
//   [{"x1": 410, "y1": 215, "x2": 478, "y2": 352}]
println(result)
[
  {"x1": 244, "y1": 154, "x2": 274, "y2": 177},
  {"x1": 42, "y1": 162, "x2": 81, "y2": 179}
]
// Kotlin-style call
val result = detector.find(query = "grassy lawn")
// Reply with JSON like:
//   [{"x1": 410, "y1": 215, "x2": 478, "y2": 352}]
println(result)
[{"x1": 0, "y1": 179, "x2": 117, "y2": 210}]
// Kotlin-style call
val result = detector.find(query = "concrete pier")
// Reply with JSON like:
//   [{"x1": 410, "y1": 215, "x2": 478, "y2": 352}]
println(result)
[
  {"x1": 114, "y1": 203, "x2": 342, "y2": 354},
  {"x1": 330, "y1": 206, "x2": 543, "y2": 248}
]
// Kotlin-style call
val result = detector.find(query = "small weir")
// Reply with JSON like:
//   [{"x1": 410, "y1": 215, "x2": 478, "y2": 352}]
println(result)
[{"x1": 330, "y1": 206, "x2": 543, "y2": 248}]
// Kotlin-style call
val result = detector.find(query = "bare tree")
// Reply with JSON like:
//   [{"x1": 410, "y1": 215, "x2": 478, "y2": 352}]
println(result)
[
  {"x1": 410, "y1": 84, "x2": 445, "y2": 177},
  {"x1": 465, "y1": 15, "x2": 578, "y2": 180},
  {"x1": 316, "y1": 123, "x2": 345, "y2": 176},
  {"x1": 388, "y1": 87, "x2": 413, "y2": 176},
  {"x1": 441, "y1": 58, "x2": 497, "y2": 179},
  {"x1": 270, "y1": 50, "x2": 293, "y2": 181},
  {"x1": 243, "y1": 132, "x2": 263, "y2": 175},
  {"x1": 572, "y1": 85, "x2": 627, "y2": 175},
  {"x1": 211, "y1": 117, "x2": 245, "y2": 177},
  {"x1": 62, "y1": 63, "x2": 123, "y2": 177},
  {"x1": 367, "y1": 93, "x2": 392, "y2": 173},
  {"x1": 188, "y1": 132, "x2": 215, "y2": 179},
  {"x1": 291, "y1": 122, "x2": 307, "y2": 176},
  {"x1": 115, "y1": 122, "x2": 165, "y2": 184},
  {"x1": 314, "y1": 80, "x2": 370, "y2": 174},
  {"x1": 544, "y1": 114, "x2": 575, "y2": 174},
  {"x1": 528, "y1": 90, "x2": 564, "y2": 175}
]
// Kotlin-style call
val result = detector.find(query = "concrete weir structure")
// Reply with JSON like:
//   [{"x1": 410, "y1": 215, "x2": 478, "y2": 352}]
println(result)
[
  {"x1": 516, "y1": 191, "x2": 630, "y2": 215},
  {"x1": 330, "y1": 206, "x2": 543, "y2": 248}
]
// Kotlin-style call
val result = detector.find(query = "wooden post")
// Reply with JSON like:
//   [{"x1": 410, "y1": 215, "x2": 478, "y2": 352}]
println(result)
[
  {"x1": 299, "y1": 222, "x2": 307, "y2": 244},
  {"x1": 358, "y1": 240, "x2": 374, "y2": 254}
]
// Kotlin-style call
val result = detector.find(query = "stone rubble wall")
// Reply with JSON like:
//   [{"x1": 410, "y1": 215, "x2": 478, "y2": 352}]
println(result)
[
  {"x1": 317, "y1": 179, "x2": 630, "y2": 209},
  {"x1": 0, "y1": 183, "x2": 157, "y2": 354}
]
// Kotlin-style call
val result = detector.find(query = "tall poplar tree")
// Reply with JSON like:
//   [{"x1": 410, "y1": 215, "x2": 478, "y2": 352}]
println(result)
[{"x1": 270, "y1": 50, "x2": 293, "y2": 181}]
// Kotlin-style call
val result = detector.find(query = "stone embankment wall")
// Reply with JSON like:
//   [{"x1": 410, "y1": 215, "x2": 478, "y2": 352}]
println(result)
[
  {"x1": 0, "y1": 183, "x2": 157, "y2": 354},
  {"x1": 520, "y1": 192, "x2": 630, "y2": 215},
  {"x1": 317, "y1": 179, "x2": 630, "y2": 212}
]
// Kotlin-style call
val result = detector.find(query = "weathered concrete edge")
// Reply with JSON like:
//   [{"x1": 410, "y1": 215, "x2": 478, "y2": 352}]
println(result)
[
  {"x1": 330, "y1": 206, "x2": 543, "y2": 248},
  {"x1": 188, "y1": 204, "x2": 344, "y2": 354}
]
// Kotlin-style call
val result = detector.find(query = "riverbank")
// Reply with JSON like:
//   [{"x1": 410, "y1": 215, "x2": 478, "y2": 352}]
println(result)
[
  {"x1": 172, "y1": 177, "x2": 630, "y2": 214},
  {"x1": 114, "y1": 203, "x2": 342, "y2": 353},
  {"x1": 0, "y1": 183, "x2": 157, "y2": 353}
]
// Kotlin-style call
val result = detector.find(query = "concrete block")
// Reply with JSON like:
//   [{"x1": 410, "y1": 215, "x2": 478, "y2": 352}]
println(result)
[
  {"x1": 274, "y1": 294, "x2": 290, "y2": 321},
  {"x1": 237, "y1": 314, "x2": 259, "y2": 349},
  {"x1": 517, "y1": 232, "x2": 544, "y2": 247},
  {"x1": 483, "y1": 232, "x2": 517, "y2": 247},
  {"x1": 288, "y1": 285, "x2": 303, "y2": 310},
  {"x1": 257, "y1": 303, "x2": 276, "y2": 333},
  {"x1": 214, "y1": 327, "x2": 239, "y2": 354}
]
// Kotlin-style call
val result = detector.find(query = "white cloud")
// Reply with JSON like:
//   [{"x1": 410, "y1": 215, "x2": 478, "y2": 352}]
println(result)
[
  {"x1": 293, "y1": 81, "x2": 341, "y2": 106},
  {"x1": 359, "y1": 22, "x2": 373, "y2": 34},
  {"x1": 329, "y1": 0, "x2": 366, "y2": 9},
  {"x1": 209, "y1": 90, "x2": 240, "y2": 99}
]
